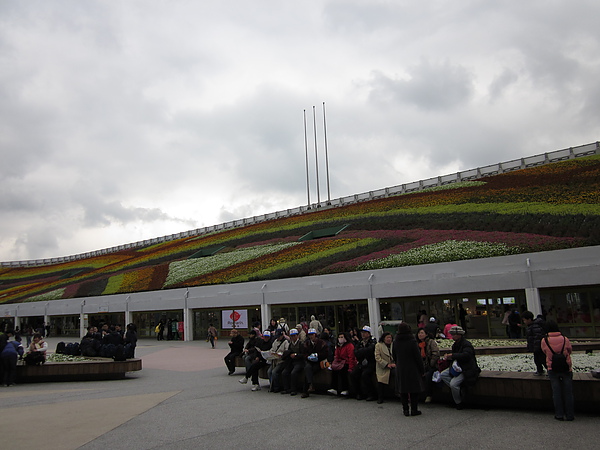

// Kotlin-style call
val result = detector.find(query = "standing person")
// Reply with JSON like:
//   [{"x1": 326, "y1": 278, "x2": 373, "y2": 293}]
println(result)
[
  {"x1": 328, "y1": 331, "x2": 357, "y2": 397},
  {"x1": 440, "y1": 326, "x2": 481, "y2": 409},
  {"x1": 459, "y1": 304, "x2": 468, "y2": 332},
  {"x1": 350, "y1": 325, "x2": 377, "y2": 401},
  {"x1": 309, "y1": 315, "x2": 323, "y2": 335},
  {"x1": 224, "y1": 329, "x2": 245, "y2": 375},
  {"x1": 156, "y1": 320, "x2": 165, "y2": 341},
  {"x1": 508, "y1": 310, "x2": 521, "y2": 339},
  {"x1": 1, "y1": 330, "x2": 24, "y2": 386},
  {"x1": 166, "y1": 318, "x2": 173, "y2": 341},
  {"x1": 393, "y1": 323, "x2": 424, "y2": 416},
  {"x1": 172, "y1": 318, "x2": 180, "y2": 341},
  {"x1": 501, "y1": 306, "x2": 511, "y2": 337},
  {"x1": 424, "y1": 317, "x2": 441, "y2": 339},
  {"x1": 374, "y1": 332, "x2": 395, "y2": 404},
  {"x1": 124, "y1": 323, "x2": 138, "y2": 359},
  {"x1": 275, "y1": 318, "x2": 289, "y2": 335},
  {"x1": 522, "y1": 311, "x2": 547, "y2": 375},
  {"x1": 416, "y1": 328, "x2": 440, "y2": 403},
  {"x1": 207, "y1": 324, "x2": 218, "y2": 349},
  {"x1": 300, "y1": 328, "x2": 328, "y2": 398},
  {"x1": 541, "y1": 321, "x2": 574, "y2": 421},
  {"x1": 267, "y1": 319, "x2": 278, "y2": 334}
]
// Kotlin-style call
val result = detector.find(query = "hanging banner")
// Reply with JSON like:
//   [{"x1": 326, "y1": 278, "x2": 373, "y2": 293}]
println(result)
[{"x1": 222, "y1": 309, "x2": 248, "y2": 329}]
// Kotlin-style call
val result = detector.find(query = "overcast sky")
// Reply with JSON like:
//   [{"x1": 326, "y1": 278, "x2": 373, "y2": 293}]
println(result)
[{"x1": 1, "y1": 1, "x2": 599, "y2": 262}]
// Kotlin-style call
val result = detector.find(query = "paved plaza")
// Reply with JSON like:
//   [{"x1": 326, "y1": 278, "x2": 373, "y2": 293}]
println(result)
[{"x1": 1, "y1": 337, "x2": 598, "y2": 449}]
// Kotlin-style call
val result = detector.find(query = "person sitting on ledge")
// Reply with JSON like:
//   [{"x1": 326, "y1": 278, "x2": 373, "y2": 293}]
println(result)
[{"x1": 440, "y1": 325, "x2": 481, "y2": 409}]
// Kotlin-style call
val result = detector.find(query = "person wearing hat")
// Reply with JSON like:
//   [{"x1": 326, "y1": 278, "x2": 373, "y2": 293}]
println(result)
[
  {"x1": 280, "y1": 327, "x2": 306, "y2": 395},
  {"x1": 300, "y1": 328, "x2": 328, "y2": 398},
  {"x1": 242, "y1": 329, "x2": 259, "y2": 372},
  {"x1": 267, "y1": 330, "x2": 290, "y2": 392},
  {"x1": 424, "y1": 317, "x2": 441, "y2": 339},
  {"x1": 439, "y1": 325, "x2": 481, "y2": 409},
  {"x1": 295, "y1": 324, "x2": 307, "y2": 343},
  {"x1": 239, "y1": 330, "x2": 273, "y2": 391},
  {"x1": 349, "y1": 325, "x2": 378, "y2": 401}
]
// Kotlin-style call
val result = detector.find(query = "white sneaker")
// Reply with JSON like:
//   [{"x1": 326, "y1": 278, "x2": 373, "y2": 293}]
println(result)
[
  {"x1": 340, "y1": 390, "x2": 349, "y2": 396},
  {"x1": 327, "y1": 389, "x2": 338, "y2": 395},
  {"x1": 251, "y1": 384, "x2": 261, "y2": 391},
  {"x1": 239, "y1": 377, "x2": 248, "y2": 384},
  {"x1": 425, "y1": 396, "x2": 432, "y2": 403}
]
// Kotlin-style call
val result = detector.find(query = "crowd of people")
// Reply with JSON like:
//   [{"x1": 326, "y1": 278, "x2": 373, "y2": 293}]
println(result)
[
  {"x1": 0, "y1": 330, "x2": 48, "y2": 386},
  {"x1": 222, "y1": 317, "x2": 484, "y2": 416},
  {"x1": 78, "y1": 323, "x2": 138, "y2": 359},
  {"x1": 223, "y1": 312, "x2": 577, "y2": 420}
]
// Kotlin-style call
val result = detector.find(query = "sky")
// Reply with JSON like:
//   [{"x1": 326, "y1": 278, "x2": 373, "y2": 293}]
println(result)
[{"x1": 1, "y1": 1, "x2": 599, "y2": 262}]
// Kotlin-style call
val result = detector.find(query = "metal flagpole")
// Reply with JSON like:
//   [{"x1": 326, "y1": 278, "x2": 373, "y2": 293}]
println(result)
[
  {"x1": 303, "y1": 110, "x2": 311, "y2": 208},
  {"x1": 322, "y1": 102, "x2": 331, "y2": 204},
  {"x1": 313, "y1": 105, "x2": 321, "y2": 204}
]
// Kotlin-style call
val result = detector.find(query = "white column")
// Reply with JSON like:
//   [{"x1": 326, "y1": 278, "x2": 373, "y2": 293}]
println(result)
[
  {"x1": 525, "y1": 288, "x2": 543, "y2": 317},
  {"x1": 368, "y1": 297, "x2": 381, "y2": 340},
  {"x1": 80, "y1": 300, "x2": 87, "y2": 338},
  {"x1": 183, "y1": 289, "x2": 192, "y2": 341}
]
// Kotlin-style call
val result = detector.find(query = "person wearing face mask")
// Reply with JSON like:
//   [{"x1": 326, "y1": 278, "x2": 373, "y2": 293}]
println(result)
[{"x1": 328, "y1": 332, "x2": 357, "y2": 397}]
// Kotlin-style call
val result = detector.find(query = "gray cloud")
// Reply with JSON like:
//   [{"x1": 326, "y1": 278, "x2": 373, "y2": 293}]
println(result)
[{"x1": 1, "y1": 1, "x2": 599, "y2": 261}]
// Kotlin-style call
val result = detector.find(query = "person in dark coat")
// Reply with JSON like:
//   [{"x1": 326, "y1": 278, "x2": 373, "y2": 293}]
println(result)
[
  {"x1": 300, "y1": 328, "x2": 329, "y2": 398},
  {"x1": 349, "y1": 325, "x2": 377, "y2": 401},
  {"x1": 393, "y1": 322, "x2": 425, "y2": 416},
  {"x1": 440, "y1": 325, "x2": 481, "y2": 409},
  {"x1": 224, "y1": 329, "x2": 245, "y2": 375},
  {"x1": 522, "y1": 311, "x2": 547, "y2": 375}
]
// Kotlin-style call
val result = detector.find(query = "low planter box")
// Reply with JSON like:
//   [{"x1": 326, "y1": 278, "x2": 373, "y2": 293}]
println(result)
[{"x1": 16, "y1": 358, "x2": 142, "y2": 383}]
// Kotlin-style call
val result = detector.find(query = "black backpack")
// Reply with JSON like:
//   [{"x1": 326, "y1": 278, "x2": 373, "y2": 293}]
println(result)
[
  {"x1": 56, "y1": 342, "x2": 66, "y2": 354},
  {"x1": 545, "y1": 336, "x2": 569, "y2": 373}
]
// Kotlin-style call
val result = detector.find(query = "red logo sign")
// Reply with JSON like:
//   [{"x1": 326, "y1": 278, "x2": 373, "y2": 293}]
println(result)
[{"x1": 230, "y1": 311, "x2": 241, "y2": 322}]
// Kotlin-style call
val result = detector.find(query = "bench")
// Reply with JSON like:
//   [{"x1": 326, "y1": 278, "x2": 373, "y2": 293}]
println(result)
[
  {"x1": 236, "y1": 356, "x2": 599, "y2": 411},
  {"x1": 15, "y1": 358, "x2": 142, "y2": 383}
]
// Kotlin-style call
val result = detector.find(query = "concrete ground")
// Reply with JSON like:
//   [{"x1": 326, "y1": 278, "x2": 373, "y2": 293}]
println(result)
[{"x1": 1, "y1": 337, "x2": 597, "y2": 450}]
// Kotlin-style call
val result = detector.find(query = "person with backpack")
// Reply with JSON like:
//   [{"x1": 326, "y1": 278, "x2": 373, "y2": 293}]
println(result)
[
  {"x1": 1, "y1": 330, "x2": 24, "y2": 386},
  {"x1": 541, "y1": 321, "x2": 574, "y2": 421}
]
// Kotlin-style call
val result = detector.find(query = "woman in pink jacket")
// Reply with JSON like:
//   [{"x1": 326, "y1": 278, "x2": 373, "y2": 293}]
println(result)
[
  {"x1": 328, "y1": 331, "x2": 357, "y2": 396},
  {"x1": 540, "y1": 321, "x2": 574, "y2": 421}
]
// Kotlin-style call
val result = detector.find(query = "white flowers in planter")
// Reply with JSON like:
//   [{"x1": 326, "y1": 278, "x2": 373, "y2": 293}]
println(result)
[{"x1": 477, "y1": 353, "x2": 600, "y2": 373}]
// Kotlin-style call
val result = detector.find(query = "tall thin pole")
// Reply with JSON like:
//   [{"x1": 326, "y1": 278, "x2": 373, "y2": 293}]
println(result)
[
  {"x1": 303, "y1": 110, "x2": 311, "y2": 207},
  {"x1": 322, "y1": 101, "x2": 331, "y2": 203},
  {"x1": 313, "y1": 105, "x2": 321, "y2": 204}
]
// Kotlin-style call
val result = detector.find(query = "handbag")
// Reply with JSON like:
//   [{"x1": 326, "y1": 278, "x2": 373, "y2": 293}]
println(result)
[{"x1": 331, "y1": 359, "x2": 346, "y2": 371}]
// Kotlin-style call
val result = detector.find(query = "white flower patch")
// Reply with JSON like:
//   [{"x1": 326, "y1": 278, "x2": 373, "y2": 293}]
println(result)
[
  {"x1": 25, "y1": 288, "x2": 66, "y2": 302},
  {"x1": 164, "y1": 242, "x2": 299, "y2": 287},
  {"x1": 359, "y1": 240, "x2": 517, "y2": 270},
  {"x1": 477, "y1": 353, "x2": 600, "y2": 373}
]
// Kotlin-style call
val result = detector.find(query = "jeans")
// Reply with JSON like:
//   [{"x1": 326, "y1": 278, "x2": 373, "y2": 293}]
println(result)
[
  {"x1": 440, "y1": 368, "x2": 464, "y2": 404},
  {"x1": 548, "y1": 371, "x2": 574, "y2": 420}
]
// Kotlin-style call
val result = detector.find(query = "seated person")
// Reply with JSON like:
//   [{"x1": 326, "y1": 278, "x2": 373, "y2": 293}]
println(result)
[
  {"x1": 24, "y1": 333, "x2": 48, "y2": 364},
  {"x1": 239, "y1": 331, "x2": 273, "y2": 391}
]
